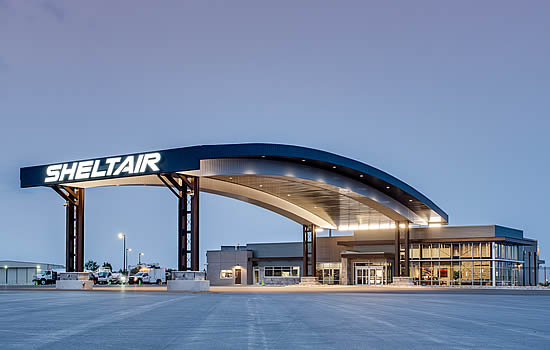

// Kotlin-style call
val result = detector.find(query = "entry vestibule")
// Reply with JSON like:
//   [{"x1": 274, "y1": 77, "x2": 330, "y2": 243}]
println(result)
[{"x1": 353, "y1": 262, "x2": 392, "y2": 285}]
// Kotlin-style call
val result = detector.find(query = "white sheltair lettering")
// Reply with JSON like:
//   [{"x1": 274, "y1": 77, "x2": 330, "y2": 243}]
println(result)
[
  {"x1": 91, "y1": 160, "x2": 106, "y2": 177},
  {"x1": 45, "y1": 164, "x2": 62, "y2": 183},
  {"x1": 43, "y1": 152, "x2": 162, "y2": 183},
  {"x1": 113, "y1": 156, "x2": 134, "y2": 176},
  {"x1": 134, "y1": 154, "x2": 144, "y2": 173},
  {"x1": 59, "y1": 163, "x2": 78, "y2": 181},
  {"x1": 75, "y1": 161, "x2": 94, "y2": 180},
  {"x1": 105, "y1": 157, "x2": 121, "y2": 176},
  {"x1": 141, "y1": 153, "x2": 161, "y2": 172}
]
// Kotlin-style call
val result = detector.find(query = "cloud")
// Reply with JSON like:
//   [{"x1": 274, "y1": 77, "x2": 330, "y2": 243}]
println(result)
[{"x1": 39, "y1": 0, "x2": 64, "y2": 23}]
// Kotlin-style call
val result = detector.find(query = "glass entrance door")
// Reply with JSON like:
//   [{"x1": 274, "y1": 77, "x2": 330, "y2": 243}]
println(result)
[
  {"x1": 356, "y1": 267, "x2": 367, "y2": 285},
  {"x1": 355, "y1": 266, "x2": 385, "y2": 285}
]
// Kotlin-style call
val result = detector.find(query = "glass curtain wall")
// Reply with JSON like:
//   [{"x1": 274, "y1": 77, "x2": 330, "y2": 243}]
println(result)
[{"x1": 409, "y1": 242, "x2": 522, "y2": 286}]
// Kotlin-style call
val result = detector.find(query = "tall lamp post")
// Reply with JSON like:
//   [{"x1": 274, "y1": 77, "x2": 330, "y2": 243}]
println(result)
[
  {"x1": 118, "y1": 233, "x2": 126, "y2": 274},
  {"x1": 139, "y1": 252, "x2": 144, "y2": 265},
  {"x1": 126, "y1": 248, "x2": 132, "y2": 273}
]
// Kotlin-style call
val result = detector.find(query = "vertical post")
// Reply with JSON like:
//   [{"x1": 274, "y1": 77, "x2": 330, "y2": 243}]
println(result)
[
  {"x1": 491, "y1": 242, "x2": 500, "y2": 287},
  {"x1": 65, "y1": 195, "x2": 75, "y2": 272},
  {"x1": 394, "y1": 222, "x2": 400, "y2": 278},
  {"x1": 404, "y1": 223, "x2": 410, "y2": 277},
  {"x1": 302, "y1": 225, "x2": 308, "y2": 276},
  {"x1": 123, "y1": 236, "x2": 126, "y2": 274},
  {"x1": 178, "y1": 188, "x2": 187, "y2": 271},
  {"x1": 312, "y1": 225, "x2": 317, "y2": 278},
  {"x1": 174, "y1": 175, "x2": 199, "y2": 271},
  {"x1": 75, "y1": 188, "x2": 85, "y2": 272},
  {"x1": 525, "y1": 252, "x2": 531, "y2": 286},
  {"x1": 191, "y1": 177, "x2": 200, "y2": 271},
  {"x1": 301, "y1": 224, "x2": 316, "y2": 277},
  {"x1": 534, "y1": 252, "x2": 538, "y2": 286}
]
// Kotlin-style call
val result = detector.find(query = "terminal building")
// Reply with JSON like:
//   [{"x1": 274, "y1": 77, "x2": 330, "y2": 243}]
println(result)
[
  {"x1": 19, "y1": 143, "x2": 543, "y2": 287},
  {"x1": 208, "y1": 225, "x2": 540, "y2": 287}
]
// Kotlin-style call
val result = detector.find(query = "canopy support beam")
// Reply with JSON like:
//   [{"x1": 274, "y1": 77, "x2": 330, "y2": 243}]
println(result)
[
  {"x1": 53, "y1": 186, "x2": 84, "y2": 272},
  {"x1": 302, "y1": 224, "x2": 316, "y2": 277},
  {"x1": 159, "y1": 174, "x2": 200, "y2": 271}
]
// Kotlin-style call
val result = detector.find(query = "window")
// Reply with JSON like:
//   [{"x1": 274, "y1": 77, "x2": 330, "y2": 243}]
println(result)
[
  {"x1": 421, "y1": 262, "x2": 432, "y2": 283},
  {"x1": 461, "y1": 261, "x2": 473, "y2": 284},
  {"x1": 452, "y1": 262, "x2": 461, "y2": 285},
  {"x1": 481, "y1": 261, "x2": 491, "y2": 284},
  {"x1": 431, "y1": 244, "x2": 440, "y2": 259},
  {"x1": 264, "y1": 266, "x2": 300, "y2": 278},
  {"x1": 461, "y1": 244, "x2": 473, "y2": 258},
  {"x1": 421, "y1": 245, "x2": 431, "y2": 259},
  {"x1": 440, "y1": 244, "x2": 451, "y2": 259},
  {"x1": 220, "y1": 270, "x2": 233, "y2": 279},
  {"x1": 473, "y1": 243, "x2": 481, "y2": 258},
  {"x1": 410, "y1": 244, "x2": 420, "y2": 259},
  {"x1": 411, "y1": 262, "x2": 420, "y2": 280},
  {"x1": 452, "y1": 244, "x2": 460, "y2": 259},
  {"x1": 481, "y1": 243, "x2": 491, "y2": 258}
]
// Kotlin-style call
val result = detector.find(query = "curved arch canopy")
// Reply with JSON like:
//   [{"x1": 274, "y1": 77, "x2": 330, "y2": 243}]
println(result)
[{"x1": 20, "y1": 143, "x2": 448, "y2": 228}]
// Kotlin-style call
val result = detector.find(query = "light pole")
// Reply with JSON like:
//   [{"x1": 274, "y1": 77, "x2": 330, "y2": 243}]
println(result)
[
  {"x1": 126, "y1": 248, "x2": 132, "y2": 273},
  {"x1": 118, "y1": 233, "x2": 126, "y2": 274},
  {"x1": 139, "y1": 252, "x2": 144, "y2": 265}
]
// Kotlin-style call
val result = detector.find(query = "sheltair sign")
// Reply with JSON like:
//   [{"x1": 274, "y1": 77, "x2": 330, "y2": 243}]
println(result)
[{"x1": 44, "y1": 153, "x2": 162, "y2": 183}]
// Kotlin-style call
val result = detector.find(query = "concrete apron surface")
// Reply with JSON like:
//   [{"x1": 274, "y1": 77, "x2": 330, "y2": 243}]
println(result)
[{"x1": 2, "y1": 284, "x2": 550, "y2": 295}]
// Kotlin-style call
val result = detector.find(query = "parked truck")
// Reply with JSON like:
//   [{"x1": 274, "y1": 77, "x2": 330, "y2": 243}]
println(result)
[
  {"x1": 128, "y1": 267, "x2": 166, "y2": 285},
  {"x1": 32, "y1": 270, "x2": 58, "y2": 285}
]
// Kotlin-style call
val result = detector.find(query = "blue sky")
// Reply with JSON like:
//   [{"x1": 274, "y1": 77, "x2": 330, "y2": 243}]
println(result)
[{"x1": 1, "y1": 1, "x2": 549, "y2": 269}]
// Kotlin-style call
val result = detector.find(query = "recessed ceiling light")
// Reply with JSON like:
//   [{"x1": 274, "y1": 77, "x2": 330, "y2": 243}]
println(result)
[
  {"x1": 386, "y1": 186, "x2": 390, "y2": 189},
  {"x1": 229, "y1": 177, "x2": 233, "y2": 180},
  {"x1": 261, "y1": 155, "x2": 266, "y2": 158},
  {"x1": 360, "y1": 174, "x2": 364, "y2": 178},
  {"x1": 301, "y1": 159, "x2": 306, "y2": 162},
  {"x1": 409, "y1": 199, "x2": 413, "y2": 202},
  {"x1": 259, "y1": 184, "x2": 263, "y2": 187},
  {"x1": 287, "y1": 194, "x2": 291, "y2": 197},
  {"x1": 332, "y1": 166, "x2": 337, "y2": 169}
]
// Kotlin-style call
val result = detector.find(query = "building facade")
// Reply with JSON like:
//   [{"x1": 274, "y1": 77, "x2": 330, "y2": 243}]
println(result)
[{"x1": 207, "y1": 225, "x2": 540, "y2": 287}]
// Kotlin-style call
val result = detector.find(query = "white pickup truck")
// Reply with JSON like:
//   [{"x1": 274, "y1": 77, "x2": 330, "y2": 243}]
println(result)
[
  {"x1": 97, "y1": 271, "x2": 125, "y2": 285},
  {"x1": 128, "y1": 268, "x2": 166, "y2": 285},
  {"x1": 32, "y1": 270, "x2": 58, "y2": 285}
]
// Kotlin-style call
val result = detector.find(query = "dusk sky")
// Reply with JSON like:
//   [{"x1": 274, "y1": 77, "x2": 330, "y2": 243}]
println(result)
[{"x1": 1, "y1": 1, "x2": 549, "y2": 270}]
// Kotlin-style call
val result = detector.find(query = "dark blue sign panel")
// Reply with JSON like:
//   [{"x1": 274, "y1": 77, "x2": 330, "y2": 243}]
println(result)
[{"x1": 20, "y1": 148, "x2": 202, "y2": 188}]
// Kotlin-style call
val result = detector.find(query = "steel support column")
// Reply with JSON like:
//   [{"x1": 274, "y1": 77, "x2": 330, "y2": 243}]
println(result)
[
  {"x1": 191, "y1": 178, "x2": 200, "y2": 271},
  {"x1": 404, "y1": 222, "x2": 410, "y2": 277},
  {"x1": 302, "y1": 224, "x2": 316, "y2": 277},
  {"x1": 394, "y1": 223, "x2": 400, "y2": 278},
  {"x1": 65, "y1": 194, "x2": 75, "y2": 272},
  {"x1": 75, "y1": 188, "x2": 85, "y2": 272},
  {"x1": 177, "y1": 188, "x2": 188, "y2": 271},
  {"x1": 159, "y1": 174, "x2": 199, "y2": 271},
  {"x1": 54, "y1": 186, "x2": 84, "y2": 272}
]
